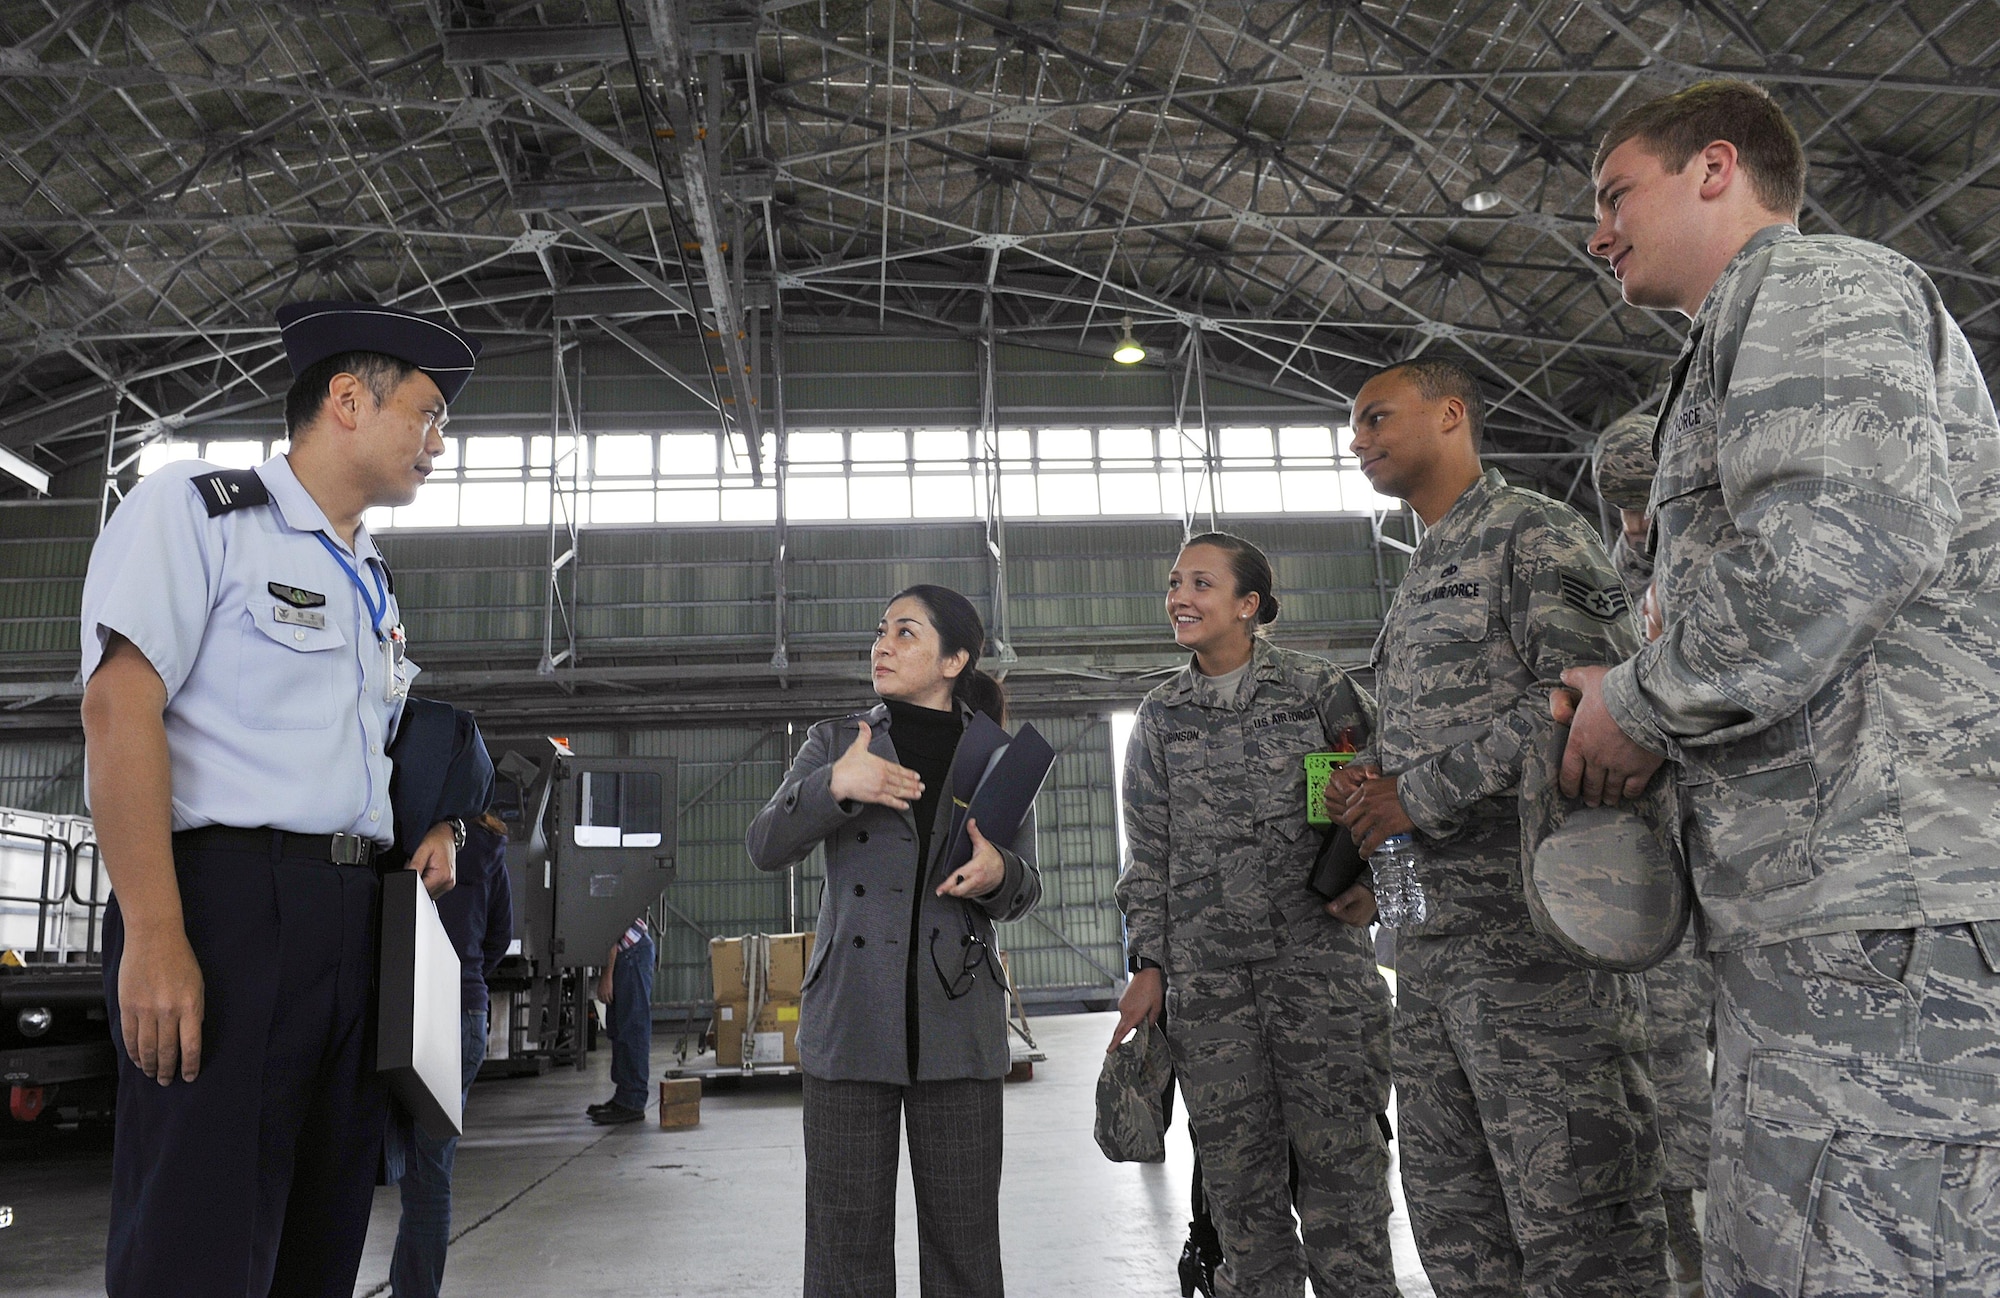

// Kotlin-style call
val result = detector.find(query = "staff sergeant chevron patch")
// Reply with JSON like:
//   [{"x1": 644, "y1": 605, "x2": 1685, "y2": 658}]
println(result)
[{"x1": 1558, "y1": 572, "x2": 1631, "y2": 622}]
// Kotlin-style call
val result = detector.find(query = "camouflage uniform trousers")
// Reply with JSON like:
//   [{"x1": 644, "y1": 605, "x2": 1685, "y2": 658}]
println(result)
[
  {"x1": 1164, "y1": 921, "x2": 1395, "y2": 1298},
  {"x1": 1396, "y1": 928, "x2": 1671, "y2": 1298},
  {"x1": 1707, "y1": 923, "x2": 2000, "y2": 1298},
  {"x1": 1644, "y1": 937, "x2": 1716, "y2": 1287}
]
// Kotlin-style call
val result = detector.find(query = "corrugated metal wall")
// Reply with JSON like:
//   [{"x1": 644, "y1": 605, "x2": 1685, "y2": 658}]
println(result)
[
  {"x1": 175, "y1": 336, "x2": 1337, "y2": 439},
  {"x1": 0, "y1": 500, "x2": 1407, "y2": 1012},
  {"x1": 0, "y1": 739, "x2": 86, "y2": 815},
  {"x1": 378, "y1": 514, "x2": 1395, "y2": 662},
  {"x1": 529, "y1": 713, "x2": 1126, "y2": 1015}
]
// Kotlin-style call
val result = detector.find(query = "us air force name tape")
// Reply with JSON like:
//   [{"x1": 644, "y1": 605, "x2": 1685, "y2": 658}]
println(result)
[{"x1": 275, "y1": 301, "x2": 483, "y2": 404}]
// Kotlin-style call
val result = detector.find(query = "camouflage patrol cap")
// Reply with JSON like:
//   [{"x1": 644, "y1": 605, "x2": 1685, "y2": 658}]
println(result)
[
  {"x1": 1094, "y1": 1019, "x2": 1174, "y2": 1163},
  {"x1": 1519, "y1": 714, "x2": 1690, "y2": 972},
  {"x1": 1591, "y1": 411, "x2": 1659, "y2": 512}
]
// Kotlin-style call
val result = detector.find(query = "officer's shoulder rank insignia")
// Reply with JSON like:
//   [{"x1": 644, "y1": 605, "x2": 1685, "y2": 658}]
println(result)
[
  {"x1": 189, "y1": 468, "x2": 271, "y2": 517},
  {"x1": 268, "y1": 582, "x2": 326, "y2": 609},
  {"x1": 1558, "y1": 572, "x2": 1631, "y2": 622}
]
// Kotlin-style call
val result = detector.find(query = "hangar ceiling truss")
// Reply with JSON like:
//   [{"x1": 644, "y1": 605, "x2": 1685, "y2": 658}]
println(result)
[{"x1": 0, "y1": 0, "x2": 1994, "y2": 499}]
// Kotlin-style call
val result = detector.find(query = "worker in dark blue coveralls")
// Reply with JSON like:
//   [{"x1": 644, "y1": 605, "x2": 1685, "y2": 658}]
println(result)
[
  {"x1": 79, "y1": 300, "x2": 483, "y2": 1298},
  {"x1": 391, "y1": 810, "x2": 513, "y2": 1298}
]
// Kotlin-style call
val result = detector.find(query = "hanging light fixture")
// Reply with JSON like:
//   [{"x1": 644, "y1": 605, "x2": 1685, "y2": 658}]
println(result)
[
  {"x1": 1112, "y1": 316, "x2": 1146, "y2": 365},
  {"x1": 1460, "y1": 187, "x2": 1505, "y2": 213}
]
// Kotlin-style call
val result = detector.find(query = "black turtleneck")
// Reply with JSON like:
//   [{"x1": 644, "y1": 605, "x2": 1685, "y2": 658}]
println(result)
[
  {"x1": 886, "y1": 697, "x2": 961, "y2": 870},
  {"x1": 885, "y1": 696, "x2": 963, "y2": 1081}
]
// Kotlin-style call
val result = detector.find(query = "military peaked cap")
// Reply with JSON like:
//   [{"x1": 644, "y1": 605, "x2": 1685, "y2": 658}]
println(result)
[
  {"x1": 275, "y1": 300, "x2": 483, "y2": 404},
  {"x1": 1591, "y1": 410, "x2": 1659, "y2": 512}
]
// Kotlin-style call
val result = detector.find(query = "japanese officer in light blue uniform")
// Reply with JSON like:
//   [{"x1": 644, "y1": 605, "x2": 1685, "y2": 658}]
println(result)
[{"x1": 80, "y1": 301, "x2": 481, "y2": 1298}]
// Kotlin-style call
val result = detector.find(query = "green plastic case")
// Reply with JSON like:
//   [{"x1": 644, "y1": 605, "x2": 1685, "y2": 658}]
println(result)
[{"x1": 1304, "y1": 750, "x2": 1356, "y2": 827}]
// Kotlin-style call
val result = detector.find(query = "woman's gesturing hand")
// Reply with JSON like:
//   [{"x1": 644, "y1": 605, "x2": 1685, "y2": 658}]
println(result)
[
  {"x1": 937, "y1": 818, "x2": 1007, "y2": 898},
  {"x1": 827, "y1": 721, "x2": 925, "y2": 810}
]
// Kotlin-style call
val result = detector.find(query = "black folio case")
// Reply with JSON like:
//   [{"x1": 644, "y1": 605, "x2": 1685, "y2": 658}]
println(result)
[
  {"x1": 935, "y1": 712, "x2": 1058, "y2": 876},
  {"x1": 1307, "y1": 827, "x2": 1367, "y2": 901}
]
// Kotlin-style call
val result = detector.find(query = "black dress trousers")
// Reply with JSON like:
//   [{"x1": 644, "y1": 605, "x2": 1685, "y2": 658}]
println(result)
[{"x1": 102, "y1": 833, "x2": 386, "y2": 1298}]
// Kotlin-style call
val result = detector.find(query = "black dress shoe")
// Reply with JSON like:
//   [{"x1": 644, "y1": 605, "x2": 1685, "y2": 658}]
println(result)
[
  {"x1": 590, "y1": 1101, "x2": 646, "y2": 1126},
  {"x1": 585, "y1": 1100, "x2": 616, "y2": 1118}
]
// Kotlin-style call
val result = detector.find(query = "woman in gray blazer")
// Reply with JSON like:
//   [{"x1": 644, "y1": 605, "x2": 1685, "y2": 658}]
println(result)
[{"x1": 746, "y1": 583, "x2": 1042, "y2": 1298}]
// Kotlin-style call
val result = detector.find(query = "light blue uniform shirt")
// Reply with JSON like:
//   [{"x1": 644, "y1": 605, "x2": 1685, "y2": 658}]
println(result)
[{"x1": 80, "y1": 454, "x2": 419, "y2": 844}]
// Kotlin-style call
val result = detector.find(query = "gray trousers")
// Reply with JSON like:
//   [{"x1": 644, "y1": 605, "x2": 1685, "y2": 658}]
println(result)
[
  {"x1": 802, "y1": 1073, "x2": 1004, "y2": 1298},
  {"x1": 1643, "y1": 938, "x2": 1716, "y2": 1193},
  {"x1": 1395, "y1": 929, "x2": 1671, "y2": 1298},
  {"x1": 1708, "y1": 923, "x2": 2000, "y2": 1298},
  {"x1": 1643, "y1": 936, "x2": 1716, "y2": 1286}
]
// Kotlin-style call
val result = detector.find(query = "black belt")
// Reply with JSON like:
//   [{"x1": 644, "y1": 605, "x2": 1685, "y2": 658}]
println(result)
[{"x1": 174, "y1": 826, "x2": 383, "y2": 867}]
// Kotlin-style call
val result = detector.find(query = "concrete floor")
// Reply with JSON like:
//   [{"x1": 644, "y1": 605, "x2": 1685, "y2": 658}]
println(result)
[{"x1": 4, "y1": 1009, "x2": 1436, "y2": 1297}]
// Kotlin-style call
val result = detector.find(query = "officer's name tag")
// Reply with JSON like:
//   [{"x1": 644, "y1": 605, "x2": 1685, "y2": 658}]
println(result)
[{"x1": 273, "y1": 604, "x2": 327, "y2": 630}]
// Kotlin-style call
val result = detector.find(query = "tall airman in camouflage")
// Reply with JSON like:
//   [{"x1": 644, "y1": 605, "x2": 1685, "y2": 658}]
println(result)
[
  {"x1": 1592, "y1": 411, "x2": 1716, "y2": 1294},
  {"x1": 1566, "y1": 81, "x2": 2000, "y2": 1298},
  {"x1": 1113, "y1": 533, "x2": 1395, "y2": 1298},
  {"x1": 1328, "y1": 359, "x2": 1670, "y2": 1298}
]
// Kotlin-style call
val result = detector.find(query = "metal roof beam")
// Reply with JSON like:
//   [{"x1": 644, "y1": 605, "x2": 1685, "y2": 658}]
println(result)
[
  {"x1": 591, "y1": 318, "x2": 721, "y2": 409},
  {"x1": 514, "y1": 171, "x2": 776, "y2": 212},
  {"x1": 442, "y1": 25, "x2": 659, "y2": 67},
  {"x1": 644, "y1": 0, "x2": 766, "y2": 454}
]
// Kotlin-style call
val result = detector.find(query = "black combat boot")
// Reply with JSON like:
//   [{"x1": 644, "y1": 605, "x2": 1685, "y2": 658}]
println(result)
[{"x1": 1177, "y1": 1222, "x2": 1221, "y2": 1298}]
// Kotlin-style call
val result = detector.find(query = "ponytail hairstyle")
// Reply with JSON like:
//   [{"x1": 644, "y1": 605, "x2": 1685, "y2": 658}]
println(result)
[
  {"x1": 889, "y1": 583, "x2": 1008, "y2": 725},
  {"x1": 1185, "y1": 531, "x2": 1281, "y2": 629}
]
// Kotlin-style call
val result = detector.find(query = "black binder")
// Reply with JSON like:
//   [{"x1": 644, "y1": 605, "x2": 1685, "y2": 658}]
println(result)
[
  {"x1": 1307, "y1": 827, "x2": 1368, "y2": 901},
  {"x1": 934, "y1": 716, "x2": 1057, "y2": 881}
]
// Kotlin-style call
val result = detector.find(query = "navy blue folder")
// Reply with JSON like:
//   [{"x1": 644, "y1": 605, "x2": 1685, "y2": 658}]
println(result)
[{"x1": 934, "y1": 718, "x2": 1056, "y2": 881}]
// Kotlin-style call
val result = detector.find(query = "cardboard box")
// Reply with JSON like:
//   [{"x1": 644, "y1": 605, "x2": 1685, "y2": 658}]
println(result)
[
  {"x1": 767, "y1": 932, "x2": 815, "y2": 998},
  {"x1": 713, "y1": 998, "x2": 802, "y2": 1068},
  {"x1": 659, "y1": 1077, "x2": 701, "y2": 1130},
  {"x1": 709, "y1": 932, "x2": 817, "y2": 1001},
  {"x1": 710, "y1": 936, "x2": 746, "y2": 1000}
]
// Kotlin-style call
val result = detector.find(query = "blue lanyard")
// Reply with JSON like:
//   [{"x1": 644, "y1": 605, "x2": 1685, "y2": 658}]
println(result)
[{"x1": 312, "y1": 531, "x2": 390, "y2": 643}]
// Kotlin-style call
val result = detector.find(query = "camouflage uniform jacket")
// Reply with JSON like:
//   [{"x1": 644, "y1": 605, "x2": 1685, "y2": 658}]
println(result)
[
  {"x1": 1595, "y1": 410, "x2": 1660, "y2": 605},
  {"x1": 1367, "y1": 468, "x2": 1642, "y2": 935},
  {"x1": 1116, "y1": 638, "x2": 1372, "y2": 975},
  {"x1": 1602, "y1": 224, "x2": 2000, "y2": 951},
  {"x1": 1610, "y1": 534, "x2": 1654, "y2": 606}
]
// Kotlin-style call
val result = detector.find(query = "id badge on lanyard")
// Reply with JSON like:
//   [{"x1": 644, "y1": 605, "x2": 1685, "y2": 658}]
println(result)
[
  {"x1": 384, "y1": 623, "x2": 411, "y2": 704},
  {"x1": 312, "y1": 532, "x2": 410, "y2": 704}
]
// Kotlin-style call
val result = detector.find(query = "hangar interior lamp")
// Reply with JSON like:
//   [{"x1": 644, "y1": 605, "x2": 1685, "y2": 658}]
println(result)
[{"x1": 1112, "y1": 317, "x2": 1146, "y2": 365}]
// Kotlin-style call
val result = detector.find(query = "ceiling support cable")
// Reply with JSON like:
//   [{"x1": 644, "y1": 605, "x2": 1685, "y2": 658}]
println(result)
[
  {"x1": 769, "y1": 282, "x2": 791, "y2": 673},
  {"x1": 979, "y1": 275, "x2": 1015, "y2": 666},
  {"x1": 538, "y1": 322, "x2": 582, "y2": 681},
  {"x1": 612, "y1": 0, "x2": 742, "y2": 475},
  {"x1": 634, "y1": 0, "x2": 767, "y2": 483}
]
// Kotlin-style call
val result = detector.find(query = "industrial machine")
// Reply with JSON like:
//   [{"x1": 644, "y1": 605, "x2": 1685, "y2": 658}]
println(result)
[
  {"x1": 1, "y1": 728, "x2": 681, "y2": 1123},
  {"x1": 484, "y1": 739, "x2": 678, "y2": 1075},
  {"x1": 0, "y1": 807, "x2": 115, "y2": 1126}
]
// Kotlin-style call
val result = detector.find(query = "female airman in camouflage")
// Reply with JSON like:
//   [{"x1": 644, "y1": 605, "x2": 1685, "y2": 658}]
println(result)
[{"x1": 1111, "y1": 533, "x2": 1396, "y2": 1298}]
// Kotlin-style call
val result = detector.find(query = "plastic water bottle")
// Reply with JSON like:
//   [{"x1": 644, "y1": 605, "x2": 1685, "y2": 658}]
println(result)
[{"x1": 1370, "y1": 834, "x2": 1429, "y2": 928}]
